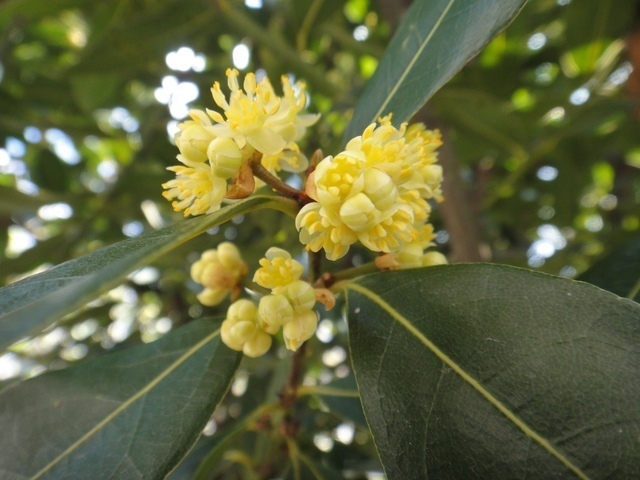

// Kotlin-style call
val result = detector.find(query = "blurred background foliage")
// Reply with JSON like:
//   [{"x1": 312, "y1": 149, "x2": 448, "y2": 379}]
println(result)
[{"x1": 0, "y1": 0, "x2": 639, "y2": 477}]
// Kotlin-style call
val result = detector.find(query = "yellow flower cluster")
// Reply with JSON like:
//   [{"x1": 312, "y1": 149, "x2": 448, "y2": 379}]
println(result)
[
  {"x1": 375, "y1": 227, "x2": 448, "y2": 270},
  {"x1": 221, "y1": 299, "x2": 272, "y2": 358},
  {"x1": 296, "y1": 116, "x2": 443, "y2": 260},
  {"x1": 254, "y1": 248, "x2": 317, "y2": 352},
  {"x1": 220, "y1": 247, "x2": 317, "y2": 356},
  {"x1": 163, "y1": 69, "x2": 319, "y2": 216},
  {"x1": 190, "y1": 242, "x2": 247, "y2": 306}
]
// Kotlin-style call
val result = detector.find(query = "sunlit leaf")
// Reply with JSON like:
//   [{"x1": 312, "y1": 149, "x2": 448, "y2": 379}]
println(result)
[
  {"x1": 0, "y1": 318, "x2": 241, "y2": 479},
  {"x1": 346, "y1": 265, "x2": 640, "y2": 479},
  {"x1": 344, "y1": 0, "x2": 528, "y2": 142},
  {"x1": 0, "y1": 195, "x2": 298, "y2": 351}
]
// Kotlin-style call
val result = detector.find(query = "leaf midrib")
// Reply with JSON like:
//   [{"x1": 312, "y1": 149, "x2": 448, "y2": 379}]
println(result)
[
  {"x1": 347, "y1": 282, "x2": 590, "y2": 480},
  {"x1": 369, "y1": 0, "x2": 456, "y2": 124},
  {"x1": 30, "y1": 328, "x2": 221, "y2": 480}
]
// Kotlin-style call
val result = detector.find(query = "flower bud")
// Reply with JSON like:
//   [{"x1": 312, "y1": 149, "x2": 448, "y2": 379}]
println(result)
[
  {"x1": 423, "y1": 251, "x2": 448, "y2": 266},
  {"x1": 363, "y1": 168, "x2": 397, "y2": 210},
  {"x1": 419, "y1": 164, "x2": 444, "y2": 201},
  {"x1": 208, "y1": 138, "x2": 243, "y2": 179},
  {"x1": 339, "y1": 193, "x2": 380, "y2": 232},
  {"x1": 227, "y1": 299, "x2": 258, "y2": 322},
  {"x1": 175, "y1": 123, "x2": 213, "y2": 163},
  {"x1": 229, "y1": 320, "x2": 257, "y2": 344},
  {"x1": 191, "y1": 244, "x2": 247, "y2": 306},
  {"x1": 253, "y1": 248, "x2": 304, "y2": 289},
  {"x1": 200, "y1": 263, "x2": 235, "y2": 290},
  {"x1": 221, "y1": 318, "x2": 244, "y2": 351},
  {"x1": 259, "y1": 294, "x2": 294, "y2": 327},
  {"x1": 396, "y1": 243, "x2": 424, "y2": 269},
  {"x1": 243, "y1": 331, "x2": 272, "y2": 358},
  {"x1": 216, "y1": 242, "x2": 244, "y2": 270},
  {"x1": 421, "y1": 164, "x2": 443, "y2": 186},
  {"x1": 265, "y1": 247, "x2": 290, "y2": 261},
  {"x1": 285, "y1": 280, "x2": 316, "y2": 313},
  {"x1": 283, "y1": 311, "x2": 318, "y2": 351},
  {"x1": 197, "y1": 288, "x2": 228, "y2": 307},
  {"x1": 257, "y1": 311, "x2": 281, "y2": 335},
  {"x1": 190, "y1": 249, "x2": 217, "y2": 283}
]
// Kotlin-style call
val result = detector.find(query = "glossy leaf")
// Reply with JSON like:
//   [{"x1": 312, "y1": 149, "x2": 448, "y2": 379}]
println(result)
[
  {"x1": 0, "y1": 318, "x2": 241, "y2": 479},
  {"x1": 314, "y1": 376, "x2": 366, "y2": 427},
  {"x1": 343, "y1": 0, "x2": 528, "y2": 142},
  {"x1": 346, "y1": 265, "x2": 640, "y2": 479},
  {"x1": 0, "y1": 195, "x2": 298, "y2": 351},
  {"x1": 577, "y1": 236, "x2": 640, "y2": 302}
]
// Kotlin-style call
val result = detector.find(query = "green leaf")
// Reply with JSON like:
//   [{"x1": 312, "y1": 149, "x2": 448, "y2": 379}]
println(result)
[
  {"x1": 192, "y1": 405, "x2": 268, "y2": 480},
  {"x1": 343, "y1": 0, "x2": 528, "y2": 142},
  {"x1": 345, "y1": 265, "x2": 640, "y2": 479},
  {"x1": 577, "y1": 236, "x2": 640, "y2": 302},
  {"x1": 0, "y1": 185, "x2": 71, "y2": 216},
  {"x1": 0, "y1": 195, "x2": 298, "y2": 351},
  {"x1": 70, "y1": 73, "x2": 121, "y2": 112},
  {"x1": 313, "y1": 376, "x2": 367, "y2": 427},
  {"x1": 0, "y1": 318, "x2": 241, "y2": 479}
]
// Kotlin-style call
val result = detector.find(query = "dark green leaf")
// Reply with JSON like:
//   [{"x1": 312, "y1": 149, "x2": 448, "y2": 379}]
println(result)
[
  {"x1": 31, "y1": 149, "x2": 74, "y2": 193},
  {"x1": 343, "y1": 0, "x2": 528, "y2": 142},
  {"x1": 577, "y1": 236, "x2": 640, "y2": 302},
  {"x1": 0, "y1": 195, "x2": 298, "y2": 351},
  {"x1": 70, "y1": 73, "x2": 121, "y2": 112},
  {"x1": 294, "y1": 454, "x2": 348, "y2": 480},
  {"x1": 346, "y1": 265, "x2": 640, "y2": 479},
  {"x1": 192, "y1": 405, "x2": 267, "y2": 480},
  {"x1": 314, "y1": 376, "x2": 366, "y2": 427},
  {"x1": 0, "y1": 318, "x2": 241, "y2": 479}
]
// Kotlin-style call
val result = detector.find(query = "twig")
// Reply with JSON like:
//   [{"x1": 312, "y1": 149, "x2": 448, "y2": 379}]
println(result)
[
  {"x1": 279, "y1": 343, "x2": 308, "y2": 408},
  {"x1": 250, "y1": 160, "x2": 310, "y2": 204}
]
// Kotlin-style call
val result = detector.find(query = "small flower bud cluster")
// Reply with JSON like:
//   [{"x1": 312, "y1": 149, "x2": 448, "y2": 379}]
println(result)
[
  {"x1": 218, "y1": 247, "x2": 319, "y2": 357},
  {"x1": 296, "y1": 116, "x2": 443, "y2": 261},
  {"x1": 253, "y1": 248, "x2": 318, "y2": 352},
  {"x1": 221, "y1": 299, "x2": 272, "y2": 358},
  {"x1": 391, "y1": 224, "x2": 448, "y2": 269},
  {"x1": 163, "y1": 69, "x2": 319, "y2": 216},
  {"x1": 190, "y1": 242, "x2": 247, "y2": 306}
]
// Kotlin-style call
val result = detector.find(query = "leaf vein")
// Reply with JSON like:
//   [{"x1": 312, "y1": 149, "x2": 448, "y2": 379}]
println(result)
[
  {"x1": 29, "y1": 328, "x2": 221, "y2": 479},
  {"x1": 371, "y1": 0, "x2": 456, "y2": 122},
  {"x1": 347, "y1": 282, "x2": 590, "y2": 480}
]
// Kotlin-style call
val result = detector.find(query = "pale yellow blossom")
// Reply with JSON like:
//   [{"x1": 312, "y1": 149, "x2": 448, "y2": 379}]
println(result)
[
  {"x1": 174, "y1": 110, "x2": 217, "y2": 163},
  {"x1": 253, "y1": 247, "x2": 304, "y2": 290},
  {"x1": 164, "y1": 70, "x2": 319, "y2": 216},
  {"x1": 221, "y1": 299, "x2": 272, "y2": 357},
  {"x1": 162, "y1": 156, "x2": 228, "y2": 216},
  {"x1": 190, "y1": 243, "x2": 247, "y2": 306},
  {"x1": 283, "y1": 310, "x2": 318, "y2": 351},
  {"x1": 295, "y1": 117, "x2": 443, "y2": 260},
  {"x1": 251, "y1": 247, "x2": 320, "y2": 352},
  {"x1": 208, "y1": 69, "x2": 319, "y2": 157}
]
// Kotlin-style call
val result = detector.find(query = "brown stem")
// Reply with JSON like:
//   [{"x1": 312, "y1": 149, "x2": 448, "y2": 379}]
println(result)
[
  {"x1": 250, "y1": 160, "x2": 308, "y2": 203},
  {"x1": 308, "y1": 250, "x2": 322, "y2": 284},
  {"x1": 279, "y1": 343, "x2": 308, "y2": 408}
]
